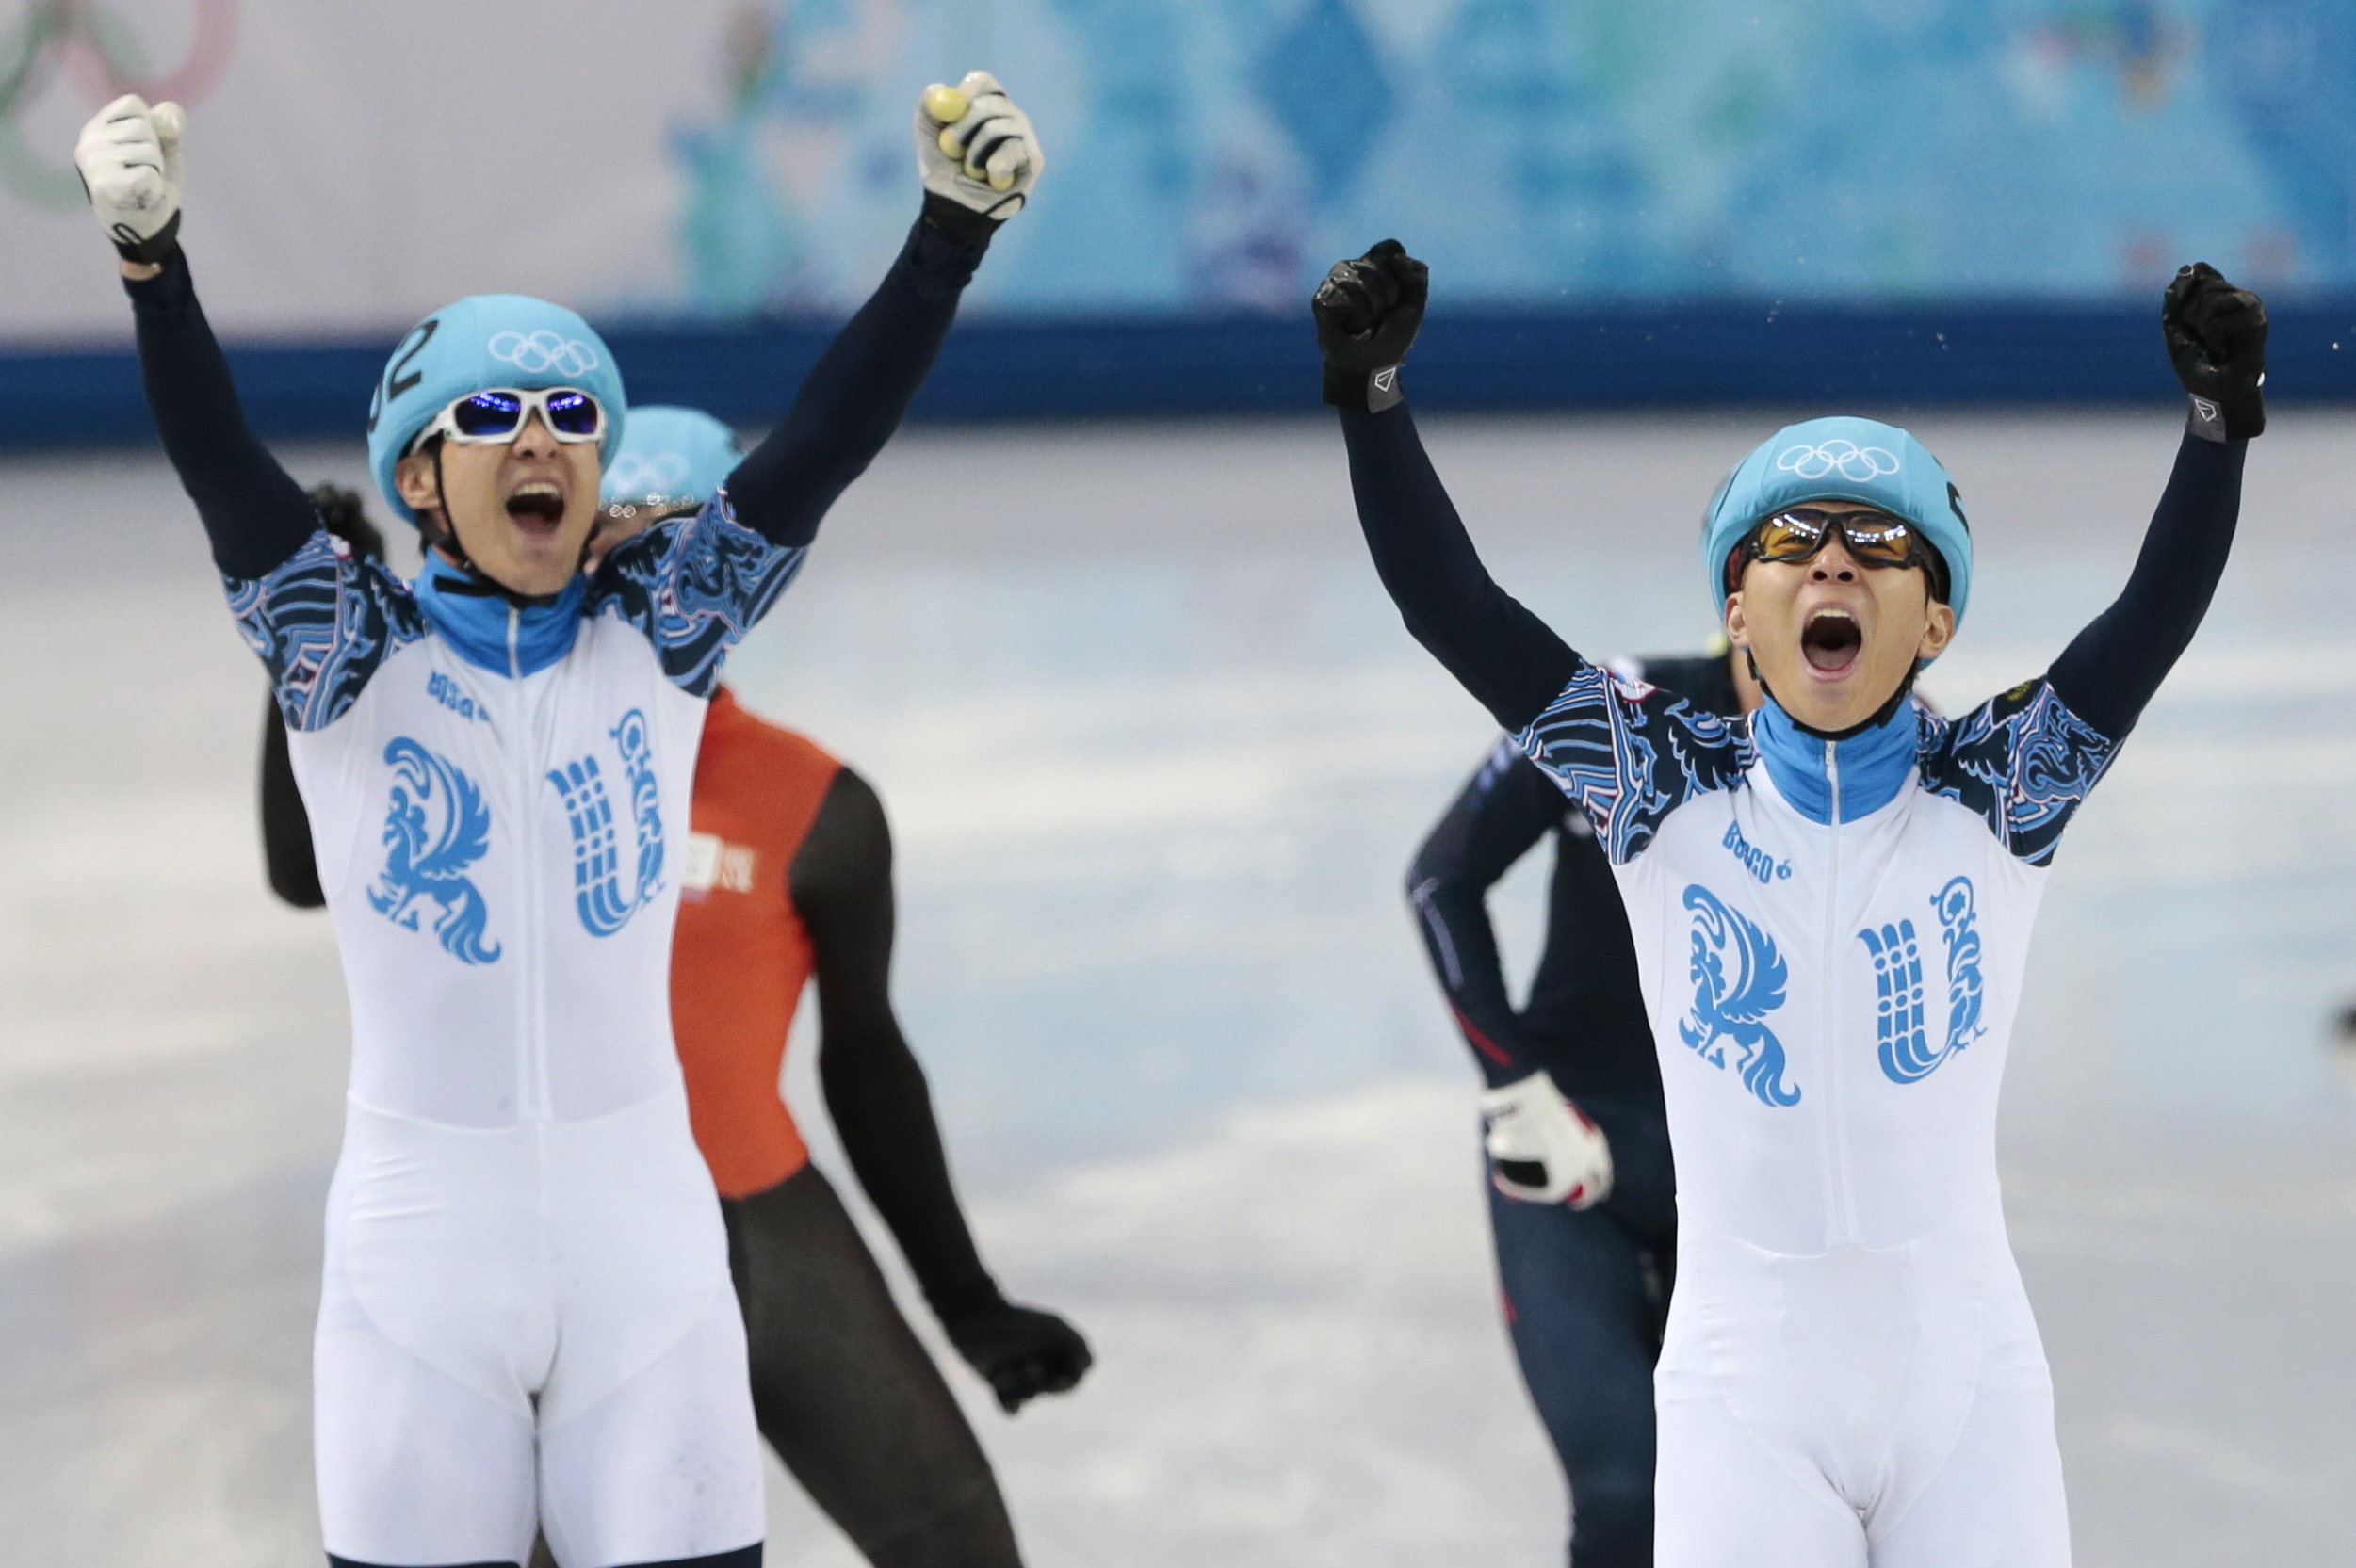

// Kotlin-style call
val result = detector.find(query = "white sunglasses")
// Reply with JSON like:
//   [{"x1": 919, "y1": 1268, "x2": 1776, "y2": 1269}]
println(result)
[{"x1": 408, "y1": 387, "x2": 606, "y2": 453}]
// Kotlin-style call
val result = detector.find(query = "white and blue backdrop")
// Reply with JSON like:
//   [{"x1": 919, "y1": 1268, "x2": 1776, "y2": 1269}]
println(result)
[{"x1": 6, "y1": 0, "x2": 2356, "y2": 438}]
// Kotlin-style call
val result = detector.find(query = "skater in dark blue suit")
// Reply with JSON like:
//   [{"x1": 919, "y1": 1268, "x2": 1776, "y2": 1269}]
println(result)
[{"x1": 1407, "y1": 646, "x2": 1754, "y2": 1566}]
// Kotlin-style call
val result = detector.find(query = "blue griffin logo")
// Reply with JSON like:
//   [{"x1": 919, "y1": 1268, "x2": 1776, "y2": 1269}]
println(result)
[
  {"x1": 1859, "y1": 875, "x2": 1987, "y2": 1083},
  {"x1": 1677, "y1": 884, "x2": 1801, "y2": 1107},
  {"x1": 368, "y1": 738, "x2": 502, "y2": 964},
  {"x1": 546, "y1": 709, "x2": 665, "y2": 937}
]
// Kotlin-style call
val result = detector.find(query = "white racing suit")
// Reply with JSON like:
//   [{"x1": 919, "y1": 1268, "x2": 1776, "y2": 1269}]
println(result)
[
  {"x1": 235, "y1": 509, "x2": 800, "y2": 1568},
  {"x1": 1519, "y1": 677, "x2": 2101, "y2": 1565},
  {"x1": 1340, "y1": 392, "x2": 2242, "y2": 1564}
]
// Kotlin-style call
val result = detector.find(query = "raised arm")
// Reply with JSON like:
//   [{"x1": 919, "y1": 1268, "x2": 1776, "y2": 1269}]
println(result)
[
  {"x1": 721, "y1": 197, "x2": 996, "y2": 548},
  {"x1": 77, "y1": 97, "x2": 317, "y2": 579},
  {"x1": 2045, "y1": 431, "x2": 2243, "y2": 739},
  {"x1": 1920, "y1": 267, "x2": 2263, "y2": 868},
  {"x1": 791, "y1": 766, "x2": 1090, "y2": 1413},
  {"x1": 125, "y1": 246, "x2": 317, "y2": 580},
  {"x1": 723, "y1": 73, "x2": 1042, "y2": 549},
  {"x1": 1342, "y1": 406, "x2": 1584, "y2": 731},
  {"x1": 2046, "y1": 262, "x2": 2267, "y2": 740},
  {"x1": 1318, "y1": 242, "x2": 1581, "y2": 733},
  {"x1": 1407, "y1": 741, "x2": 1565, "y2": 1086}
]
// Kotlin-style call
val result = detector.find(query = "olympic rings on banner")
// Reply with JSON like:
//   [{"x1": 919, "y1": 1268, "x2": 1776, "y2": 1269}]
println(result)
[
  {"x1": 0, "y1": 0, "x2": 238, "y2": 208},
  {"x1": 1773, "y1": 439, "x2": 1899, "y2": 483},
  {"x1": 488, "y1": 331, "x2": 603, "y2": 378}
]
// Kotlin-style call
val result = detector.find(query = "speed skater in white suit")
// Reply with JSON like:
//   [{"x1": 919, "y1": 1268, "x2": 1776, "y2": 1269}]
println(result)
[
  {"x1": 73, "y1": 73, "x2": 1041, "y2": 1568},
  {"x1": 1317, "y1": 237, "x2": 2264, "y2": 1565}
]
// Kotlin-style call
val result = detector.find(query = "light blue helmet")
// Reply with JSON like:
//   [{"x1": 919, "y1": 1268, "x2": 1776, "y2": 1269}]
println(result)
[
  {"x1": 366, "y1": 295, "x2": 628, "y2": 524},
  {"x1": 599, "y1": 406, "x2": 742, "y2": 510},
  {"x1": 1701, "y1": 416, "x2": 1972, "y2": 627}
]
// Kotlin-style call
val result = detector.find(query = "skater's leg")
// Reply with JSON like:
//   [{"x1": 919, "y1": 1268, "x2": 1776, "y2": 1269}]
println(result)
[
  {"x1": 725, "y1": 1166, "x2": 1022, "y2": 1568},
  {"x1": 535, "y1": 1290, "x2": 766, "y2": 1568},
  {"x1": 1654, "y1": 1386, "x2": 1867, "y2": 1568},
  {"x1": 315, "y1": 1260, "x2": 538, "y2": 1568},
  {"x1": 1872, "y1": 1363, "x2": 2070, "y2": 1568},
  {"x1": 1488, "y1": 1182, "x2": 1661, "y2": 1565}
]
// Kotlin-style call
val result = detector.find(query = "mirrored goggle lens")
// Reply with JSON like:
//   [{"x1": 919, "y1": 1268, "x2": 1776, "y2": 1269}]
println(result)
[
  {"x1": 450, "y1": 391, "x2": 526, "y2": 437},
  {"x1": 447, "y1": 389, "x2": 603, "y2": 441},
  {"x1": 1756, "y1": 509, "x2": 1915, "y2": 567},
  {"x1": 544, "y1": 389, "x2": 602, "y2": 439}
]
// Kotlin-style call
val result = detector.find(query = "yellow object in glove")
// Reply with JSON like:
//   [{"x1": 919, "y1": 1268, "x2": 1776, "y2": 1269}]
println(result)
[{"x1": 913, "y1": 70, "x2": 1044, "y2": 219}]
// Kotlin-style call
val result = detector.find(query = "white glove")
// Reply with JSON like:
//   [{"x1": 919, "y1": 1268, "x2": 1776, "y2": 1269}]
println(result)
[
  {"x1": 916, "y1": 71, "x2": 1043, "y2": 219},
  {"x1": 74, "y1": 94, "x2": 185, "y2": 264},
  {"x1": 1480, "y1": 1071, "x2": 1614, "y2": 1209}
]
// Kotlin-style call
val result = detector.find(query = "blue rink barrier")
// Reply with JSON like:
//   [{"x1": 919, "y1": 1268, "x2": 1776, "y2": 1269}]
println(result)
[{"x1": 6, "y1": 299, "x2": 2356, "y2": 446}]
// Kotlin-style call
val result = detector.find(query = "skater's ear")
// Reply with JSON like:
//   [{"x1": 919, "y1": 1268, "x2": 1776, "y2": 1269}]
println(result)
[
  {"x1": 394, "y1": 443, "x2": 444, "y2": 519},
  {"x1": 1914, "y1": 597, "x2": 1957, "y2": 663}
]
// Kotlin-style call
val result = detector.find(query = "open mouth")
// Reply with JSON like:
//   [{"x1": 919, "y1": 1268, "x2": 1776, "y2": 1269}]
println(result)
[
  {"x1": 1801, "y1": 608, "x2": 1863, "y2": 675},
  {"x1": 505, "y1": 481, "x2": 565, "y2": 533}
]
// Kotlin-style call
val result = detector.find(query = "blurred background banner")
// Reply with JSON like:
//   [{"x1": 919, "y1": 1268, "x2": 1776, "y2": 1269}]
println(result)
[
  {"x1": 9, "y1": 5, "x2": 2356, "y2": 1561},
  {"x1": 6, "y1": 0, "x2": 2356, "y2": 430}
]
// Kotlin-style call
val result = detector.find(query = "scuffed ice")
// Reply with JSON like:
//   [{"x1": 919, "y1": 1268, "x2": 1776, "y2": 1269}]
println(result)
[{"x1": 6, "y1": 413, "x2": 2356, "y2": 1567}]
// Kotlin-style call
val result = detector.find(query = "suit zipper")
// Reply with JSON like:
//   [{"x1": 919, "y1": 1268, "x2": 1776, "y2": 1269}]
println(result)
[
  {"x1": 1823, "y1": 739, "x2": 1857, "y2": 1244},
  {"x1": 509, "y1": 605, "x2": 549, "y2": 1123}
]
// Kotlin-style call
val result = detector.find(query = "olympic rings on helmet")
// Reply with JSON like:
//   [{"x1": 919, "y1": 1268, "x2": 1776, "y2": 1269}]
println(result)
[
  {"x1": 603, "y1": 452, "x2": 692, "y2": 498},
  {"x1": 487, "y1": 331, "x2": 603, "y2": 378},
  {"x1": 1773, "y1": 439, "x2": 1900, "y2": 483}
]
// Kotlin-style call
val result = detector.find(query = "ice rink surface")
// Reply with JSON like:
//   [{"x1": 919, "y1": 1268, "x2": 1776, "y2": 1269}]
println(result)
[{"x1": 4, "y1": 409, "x2": 2355, "y2": 1565}]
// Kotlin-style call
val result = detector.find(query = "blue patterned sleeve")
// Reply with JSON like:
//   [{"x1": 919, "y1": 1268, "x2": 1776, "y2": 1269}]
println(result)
[
  {"x1": 225, "y1": 531, "x2": 428, "y2": 733},
  {"x1": 1917, "y1": 679, "x2": 2120, "y2": 866},
  {"x1": 591, "y1": 490, "x2": 809, "y2": 697},
  {"x1": 1514, "y1": 663, "x2": 1752, "y2": 865}
]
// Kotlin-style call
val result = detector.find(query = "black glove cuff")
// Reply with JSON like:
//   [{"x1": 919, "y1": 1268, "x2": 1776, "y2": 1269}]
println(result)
[
  {"x1": 900, "y1": 193, "x2": 997, "y2": 300},
  {"x1": 918, "y1": 189, "x2": 1003, "y2": 244},
  {"x1": 109, "y1": 209, "x2": 181, "y2": 267},
  {"x1": 2186, "y1": 388, "x2": 2264, "y2": 443},
  {"x1": 1322, "y1": 362, "x2": 1405, "y2": 412}
]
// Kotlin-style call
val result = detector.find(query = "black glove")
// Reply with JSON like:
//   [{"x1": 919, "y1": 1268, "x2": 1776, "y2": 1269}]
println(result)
[
  {"x1": 942, "y1": 1299, "x2": 1093, "y2": 1414},
  {"x1": 1312, "y1": 238, "x2": 1429, "y2": 412},
  {"x1": 2163, "y1": 262, "x2": 2267, "y2": 442}
]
